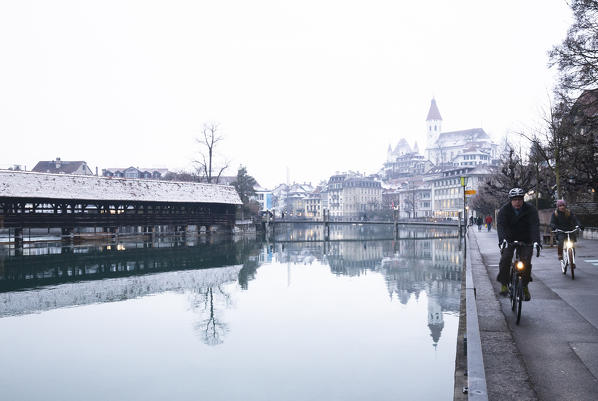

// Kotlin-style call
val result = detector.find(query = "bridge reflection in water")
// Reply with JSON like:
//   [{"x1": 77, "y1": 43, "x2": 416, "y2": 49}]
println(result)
[{"x1": 0, "y1": 227, "x2": 462, "y2": 401}]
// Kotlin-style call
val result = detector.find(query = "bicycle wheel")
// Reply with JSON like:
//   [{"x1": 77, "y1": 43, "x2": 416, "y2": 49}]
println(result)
[
  {"x1": 568, "y1": 248, "x2": 575, "y2": 280},
  {"x1": 515, "y1": 279, "x2": 523, "y2": 325}
]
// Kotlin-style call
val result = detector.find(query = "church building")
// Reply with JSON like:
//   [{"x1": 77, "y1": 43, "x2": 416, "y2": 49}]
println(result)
[{"x1": 424, "y1": 98, "x2": 498, "y2": 167}]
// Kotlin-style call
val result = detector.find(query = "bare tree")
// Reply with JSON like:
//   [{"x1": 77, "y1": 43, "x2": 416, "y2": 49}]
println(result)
[
  {"x1": 471, "y1": 146, "x2": 535, "y2": 215},
  {"x1": 517, "y1": 99, "x2": 569, "y2": 199},
  {"x1": 191, "y1": 286, "x2": 232, "y2": 346},
  {"x1": 549, "y1": 0, "x2": 598, "y2": 95},
  {"x1": 547, "y1": 0, "x2": 598, "y2": 201},
  {"x1": 432, "y1": 142, "x2": 449, "y2": 166},
  {"x1": 194, "y1": 123, "x2": 230, "y2": 183}
]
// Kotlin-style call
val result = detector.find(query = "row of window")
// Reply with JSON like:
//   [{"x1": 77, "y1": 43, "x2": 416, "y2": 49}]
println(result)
[{"x1": 462, "y1": 155, "x2": 489, "y2": 161}]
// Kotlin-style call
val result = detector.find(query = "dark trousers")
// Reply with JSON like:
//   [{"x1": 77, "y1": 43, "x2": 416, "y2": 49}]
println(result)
[{"x1": 498, "y1": 245, "x2": 533, "y2": 287}]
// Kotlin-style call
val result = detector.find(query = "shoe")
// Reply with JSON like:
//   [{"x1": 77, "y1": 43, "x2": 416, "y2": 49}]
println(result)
[
  {"x1": 500, "y1": 284, "x2": 508, "y2": 296},
  {"x1": 523, "y1": 287, "x2": 531, "y2": 301}
]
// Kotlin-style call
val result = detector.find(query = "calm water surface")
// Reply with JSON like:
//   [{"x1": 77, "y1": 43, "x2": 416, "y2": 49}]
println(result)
[{"x1": 0, "y1": 226, "x2": 462, "y2": 401}]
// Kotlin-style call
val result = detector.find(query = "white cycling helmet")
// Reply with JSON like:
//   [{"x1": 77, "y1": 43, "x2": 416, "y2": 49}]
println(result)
[{"x1": 508, "y1": 187, "x2": 525, "y2": 199}]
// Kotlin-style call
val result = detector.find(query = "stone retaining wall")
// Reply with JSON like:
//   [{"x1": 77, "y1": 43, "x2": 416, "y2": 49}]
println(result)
[{"x1": 582, "y1": 227, "x2": 598, "y2": 240}]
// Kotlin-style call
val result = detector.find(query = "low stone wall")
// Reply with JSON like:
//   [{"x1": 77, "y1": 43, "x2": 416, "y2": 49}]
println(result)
[{"x1": 582, "y1": 227, "x2": 598, "y2": 240}]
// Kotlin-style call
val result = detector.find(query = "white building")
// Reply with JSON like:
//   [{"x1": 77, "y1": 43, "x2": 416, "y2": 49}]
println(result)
[
  {"x1": 326, "y1": 172, "x2": 382, "y2": 219},
  {"x1": 424, "y1": 98, "x2": 498, "y2": 167},
  {"x1": 381, "y1": 98, "x2": 498, "y2": 219},
  {"x1": 253, "y1": 185, "x2": 273, "y2": 211}
]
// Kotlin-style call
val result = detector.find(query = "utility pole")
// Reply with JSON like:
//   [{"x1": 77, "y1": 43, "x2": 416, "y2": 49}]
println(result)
[{"x1": 460, "y1": 176, "x2": 468, "y2": 254}]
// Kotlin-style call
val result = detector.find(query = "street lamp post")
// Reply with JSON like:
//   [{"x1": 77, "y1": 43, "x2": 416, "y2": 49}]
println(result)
[{"x1": 460, "y1": 176, "x2": 468, "y2": 251}]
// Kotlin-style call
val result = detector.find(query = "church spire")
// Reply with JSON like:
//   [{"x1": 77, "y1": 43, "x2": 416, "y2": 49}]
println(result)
[
  {"x1": 425, "y1": 98, "x2": 443, "y2": 161},
  {"x1": 426, "y1": 98, "x2": 442, "y2": 121}
]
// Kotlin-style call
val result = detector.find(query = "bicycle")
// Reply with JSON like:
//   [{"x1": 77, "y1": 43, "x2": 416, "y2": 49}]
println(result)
[
  {"x1": 552, "y1": 228, "x2": 580, "y2": 280},
  {"x1": 501, "y1": 241, "x2": 540, "y2": 325}
]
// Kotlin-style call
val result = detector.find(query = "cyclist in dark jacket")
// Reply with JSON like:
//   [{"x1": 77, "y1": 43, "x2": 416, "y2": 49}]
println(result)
[
  {"x1": 496, "y1": 188, "x2": 541, "y2": 300},
  {"x1": 550, "y1": 199, "x2": 582, "y2": 268}
]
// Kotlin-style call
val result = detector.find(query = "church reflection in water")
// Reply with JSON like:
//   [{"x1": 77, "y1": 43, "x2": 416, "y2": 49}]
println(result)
[
  {"x1": 0, "y1": 225, "x2": 461, "y2": 347},
  {"x1": 264, "y1": 224, "x2": 462, "y2": 347}
]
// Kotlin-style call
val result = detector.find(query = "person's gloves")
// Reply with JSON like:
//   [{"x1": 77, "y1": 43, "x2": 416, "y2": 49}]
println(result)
[
  {"x1": 576, "y1": 225, "x2": 584, "y2": 231},
  {"x1": 533, "y1": 242, "x2": 542, "y2": 257}
]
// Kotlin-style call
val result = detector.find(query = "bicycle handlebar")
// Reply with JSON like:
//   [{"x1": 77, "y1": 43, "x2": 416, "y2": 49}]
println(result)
[
  {"x1": 552, "y1": 228, "x2": 580, "y2": 234},
  {"x1": 504, "y1": 241, "x2": 534, "y2": 247},
  {"x1": 500, "y1": 240, "x2": 540, "y2": 257}
]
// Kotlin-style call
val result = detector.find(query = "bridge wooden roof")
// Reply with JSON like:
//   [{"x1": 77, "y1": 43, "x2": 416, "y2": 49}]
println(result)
[{"x1": 0, "y1": 171, "x2": 242, "y2": 205}]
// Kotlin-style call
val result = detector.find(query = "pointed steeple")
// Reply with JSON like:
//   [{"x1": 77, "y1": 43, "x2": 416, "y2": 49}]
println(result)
[
  {"x1": 426, "y1": 98, "x2": 442, "y2": 121},
  {"x1": 425, "y1": 98, "x2": 443, "y2": 160}
]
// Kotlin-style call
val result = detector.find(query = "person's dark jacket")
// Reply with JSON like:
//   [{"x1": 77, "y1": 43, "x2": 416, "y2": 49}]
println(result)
[
  {"x1": 550, "y1": 209, "x2": 581, "y2": 240},
  {"x1": 476, "y1": 216, "x2": 483, "y2": 225},
  {"x1": 497, "y1": 201, "x2": 541, "y2": 244}
]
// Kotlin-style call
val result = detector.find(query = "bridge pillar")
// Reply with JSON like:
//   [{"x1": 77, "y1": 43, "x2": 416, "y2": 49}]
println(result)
[
  {"x1": 323, "y1": 209, "x2": 330, "y2": 241},
  {"x1": 14, "y1": 227, "x2": 23, "y2": 253},
  {"x1": 61, "y1": 227, "x2": 74, "y2": 242}
]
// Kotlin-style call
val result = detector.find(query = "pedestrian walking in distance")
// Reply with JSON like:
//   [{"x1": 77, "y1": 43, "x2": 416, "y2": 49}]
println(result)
[{"x1": 485, "y1": 215, "x2": 493, "y2": 232}]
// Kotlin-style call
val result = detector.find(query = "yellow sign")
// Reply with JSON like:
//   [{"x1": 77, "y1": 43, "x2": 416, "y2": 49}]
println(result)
[{"x1": 465, "y1": 190, "x2": 477, "y2": 195}]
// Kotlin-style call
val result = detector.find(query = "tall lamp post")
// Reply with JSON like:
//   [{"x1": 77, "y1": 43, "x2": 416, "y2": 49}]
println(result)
[{"x1": 460, "y1": 176, "x2": 468, "y2": 251}]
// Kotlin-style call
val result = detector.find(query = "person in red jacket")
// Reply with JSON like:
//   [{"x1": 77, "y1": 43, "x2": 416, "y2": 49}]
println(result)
[{"x1": 485, "y1": 215, "x2": 493, "y2": 232}]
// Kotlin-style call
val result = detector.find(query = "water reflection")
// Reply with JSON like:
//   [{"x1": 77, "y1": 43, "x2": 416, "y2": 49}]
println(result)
[
  {"x1": 0, "y1": 236, "x2": 259, "y2": 293},
  {"x1": 266, "y1": 235, "x2": 462, "y2": 348},
  {"x1": 0, "y1": 228, "x2": 462, "y2": 400},
  {"x1": 190, "y1": 286, "x2": 233, "y2": 346},
  {"x1": 270, "y1": 222, "x2": 459, "y2": 242}
]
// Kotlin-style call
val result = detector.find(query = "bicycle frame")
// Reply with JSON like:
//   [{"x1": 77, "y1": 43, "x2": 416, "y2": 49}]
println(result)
[
  {"x1": 553, "y1": 228, "x2": 579, "y2": 279},
  {"x1": 502, "y1": 240, "x2": 532, "y2": 324}
]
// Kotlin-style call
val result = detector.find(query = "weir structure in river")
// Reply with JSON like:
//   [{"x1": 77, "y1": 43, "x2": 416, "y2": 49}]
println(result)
[{"x1": 262, "y1": 209, "x2": 462, "y2": 241}]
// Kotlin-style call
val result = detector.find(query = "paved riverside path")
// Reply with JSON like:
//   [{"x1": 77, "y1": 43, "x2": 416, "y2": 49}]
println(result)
[{"x1": 468, "y1": 228, "x2": 598, "y2": 401}]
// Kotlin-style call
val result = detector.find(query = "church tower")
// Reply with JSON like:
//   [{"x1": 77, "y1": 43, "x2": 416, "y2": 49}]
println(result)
[{"x1": 425, "y1": 98, "x2": 443, "y2": 161}]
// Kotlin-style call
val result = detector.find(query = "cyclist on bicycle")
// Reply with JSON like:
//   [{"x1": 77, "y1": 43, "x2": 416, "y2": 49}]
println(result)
[
  {"x1": 496, "y1": 188, "x2": 541, "y2": 301},
  {"x1": 550, "y1": 199, "x2": 582, "y2": 269}
]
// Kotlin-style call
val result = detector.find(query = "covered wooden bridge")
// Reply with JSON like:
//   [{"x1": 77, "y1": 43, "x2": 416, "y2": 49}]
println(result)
[{"x1": 0, "y1": 171, "x2": 242, "y2": 239}]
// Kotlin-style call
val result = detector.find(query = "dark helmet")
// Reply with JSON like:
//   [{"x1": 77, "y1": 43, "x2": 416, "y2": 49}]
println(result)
[{"x1": 508, "y1": 188, "x2": 525, "y2": 199}]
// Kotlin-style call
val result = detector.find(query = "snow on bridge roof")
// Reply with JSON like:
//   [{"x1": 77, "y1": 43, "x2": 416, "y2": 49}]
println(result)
[{"x1": 0, "y1": 170, "x2": 242, "y2": 205}]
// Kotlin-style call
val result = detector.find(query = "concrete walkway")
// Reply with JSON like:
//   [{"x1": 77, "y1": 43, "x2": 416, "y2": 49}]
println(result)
[{"x1": 468, "y1": 227, "x2": 598, "y2": 401}]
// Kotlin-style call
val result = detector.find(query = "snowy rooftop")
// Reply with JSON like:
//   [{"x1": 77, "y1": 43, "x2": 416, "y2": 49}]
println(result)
[{"x1": 0, "y1": 170, "x2": 242, "y2": 205}]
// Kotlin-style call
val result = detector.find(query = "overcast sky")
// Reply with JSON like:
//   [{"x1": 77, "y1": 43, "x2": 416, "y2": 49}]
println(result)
[{"x1": 0, "y1": 1, "x2": 572, "y2": 188}]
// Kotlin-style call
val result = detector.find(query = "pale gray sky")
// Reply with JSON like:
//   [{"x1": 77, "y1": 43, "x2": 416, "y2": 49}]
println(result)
[{"x1": 0, "y1": 0, "x2": 572, "y2": 188}]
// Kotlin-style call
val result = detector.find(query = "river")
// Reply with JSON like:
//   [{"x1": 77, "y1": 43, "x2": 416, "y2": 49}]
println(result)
[{"x1": 0, "y1": 224, "x2": 462, "y2": 401}]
